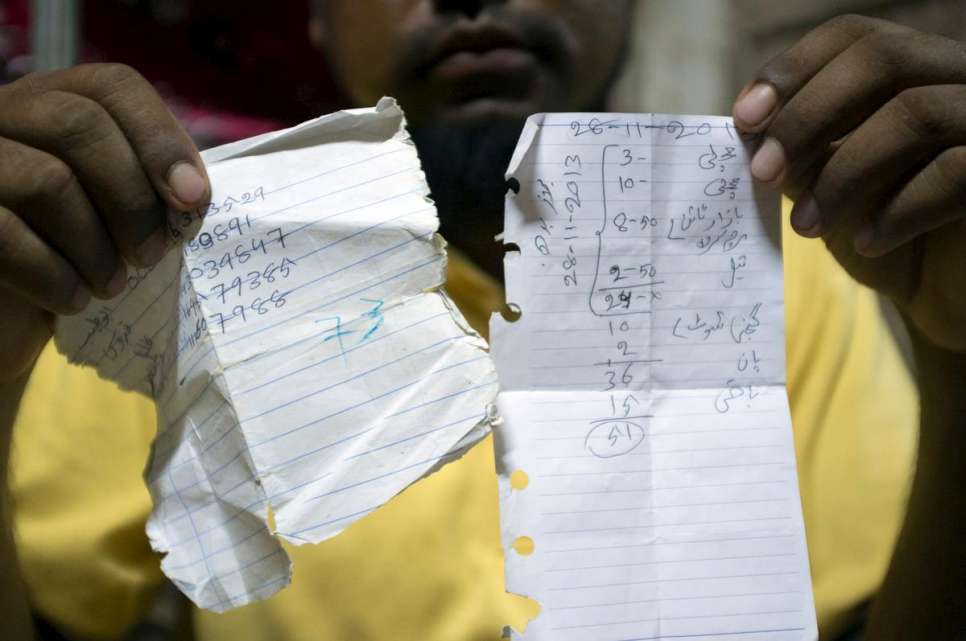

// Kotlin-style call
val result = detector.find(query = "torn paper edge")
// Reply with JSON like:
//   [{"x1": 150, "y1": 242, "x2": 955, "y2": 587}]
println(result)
[
  {"x1": 52, "y1": 97, "x2": 499, "y2": 611},
  {"x1": 490, "y1": 113, "x2": 815, "y2": 639}
]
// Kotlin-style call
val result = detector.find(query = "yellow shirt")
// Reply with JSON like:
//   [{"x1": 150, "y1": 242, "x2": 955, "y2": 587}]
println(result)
[{"x1": 10, "y1": 209, "x2": 917, "y2": 641}]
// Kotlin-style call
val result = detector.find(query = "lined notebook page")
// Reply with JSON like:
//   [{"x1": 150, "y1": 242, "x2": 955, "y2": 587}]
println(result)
[
  {"x1": 491, "y1": 113, "x2": 817, "y2": 640},
  {"x1": 54, "y1": 98, "x2": 497, "y2": 611}
]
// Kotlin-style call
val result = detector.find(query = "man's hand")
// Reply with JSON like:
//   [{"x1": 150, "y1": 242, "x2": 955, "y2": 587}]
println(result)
[
  {"x1": 734, "y1": 17, "x2": 966, "y2": 640},
  {"x1": 0, "y1": 64, "x2": 210, "y2": 640},
  {"x1": 732, "y1": 15, "x2": 966, "y2": 352},
  {"x1": 0, "y1": 63, "x2": 210, "y2": 383}
]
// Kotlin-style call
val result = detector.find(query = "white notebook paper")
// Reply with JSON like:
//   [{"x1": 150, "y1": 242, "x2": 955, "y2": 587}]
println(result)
[
  {"x1": 54, "y1": 98, "x2": 496, "y2": 611},
  {"x1": 492, "y1": 113, "x2": 817, "y2": 641}
]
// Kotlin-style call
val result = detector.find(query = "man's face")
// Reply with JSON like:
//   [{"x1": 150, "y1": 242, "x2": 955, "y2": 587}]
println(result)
[{"x1": 316, "y1": 0, "x2": 631, "y2": 125}]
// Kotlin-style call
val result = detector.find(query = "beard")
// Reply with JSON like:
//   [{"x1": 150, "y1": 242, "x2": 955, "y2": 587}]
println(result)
[{"x1": 410, "y1": 117, "x2": 526, "y2": 278}]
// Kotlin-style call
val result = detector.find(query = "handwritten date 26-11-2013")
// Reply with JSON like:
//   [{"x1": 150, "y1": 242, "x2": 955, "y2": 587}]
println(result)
[{"x1": 524, "y1": 116, "x2": 770, "y2": 461}]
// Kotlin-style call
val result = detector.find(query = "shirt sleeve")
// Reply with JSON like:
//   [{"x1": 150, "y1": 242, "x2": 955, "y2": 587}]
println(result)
[{"x1": 10, "y1": 342, "x2": 163, "y2": 641}]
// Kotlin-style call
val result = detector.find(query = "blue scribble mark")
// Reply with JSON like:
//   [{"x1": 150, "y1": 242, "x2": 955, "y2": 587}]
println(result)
[
  {"x1": 318, "y1": 316, "x2": 355, "y2": 361},
  {"x1": 317, "y1": 298, "x2": 385, "y2": 363},
  {"x1": 360, "y1": 298, "x2": 385, "y2": 340}
]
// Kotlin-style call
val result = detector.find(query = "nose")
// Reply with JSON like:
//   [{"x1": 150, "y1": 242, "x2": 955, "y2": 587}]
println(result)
[{"x1": 432, "y1": 0, "x2": 507, "y2": 19}]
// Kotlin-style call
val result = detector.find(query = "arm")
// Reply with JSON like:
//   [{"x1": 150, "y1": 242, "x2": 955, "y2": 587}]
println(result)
[
  {"x1": 0, "y1": 63, "x2": 209, "y2": 639},
  {"x1": 866, "y1": 329, "x2": 966, "y2": 640},
  {"x1": 1, "y1": 376, "x2": 34, "y2": 641},
  {"x1": 732, "y1": 14, "x2": 966, "y2": 637}
]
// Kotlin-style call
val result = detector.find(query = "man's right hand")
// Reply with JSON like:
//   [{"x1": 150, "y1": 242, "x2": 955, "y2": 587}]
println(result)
[{"x1": 0, "y1": 63, "x2": 210, "y2": 384}]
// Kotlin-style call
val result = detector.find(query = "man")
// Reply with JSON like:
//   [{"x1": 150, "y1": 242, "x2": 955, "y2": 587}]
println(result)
[{"x1": 1, "y1": 2, "x2": 964, "y2": 640}]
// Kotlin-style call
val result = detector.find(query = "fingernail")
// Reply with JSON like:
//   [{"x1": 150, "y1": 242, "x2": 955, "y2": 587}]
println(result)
[
  {"x1": 134, "y1": 230, "x2": 168, "y2": 267},
  {"x1": 167, "y1": 162, "x2": 208, "y2": 206},
  {"x1": 854, "y1": 227, "x2": 876, "y2": 255},
  {"x1": 791, "y1": 194, "x2": 822, "y2": 237},
  {"x1": 70, "y1": 284, "x2": 91, "y2": 312},
  {"x1": 104, "y1": 263, "x2": 128, "y2": 297},
  {"x1": 751, "y1": 137, "x2": 785, "y2": 182},
  {"x1": 735, "y1": 83, "x2": 778, "y2": 127}
]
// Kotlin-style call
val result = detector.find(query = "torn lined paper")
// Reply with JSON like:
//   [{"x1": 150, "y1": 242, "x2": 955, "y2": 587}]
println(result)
[
  {"x1": 54, "y1": 98, "x2": 497, "y2": 611},
  {"x1": 492, "y1": 114, "x2": 817, "y2": 640}
]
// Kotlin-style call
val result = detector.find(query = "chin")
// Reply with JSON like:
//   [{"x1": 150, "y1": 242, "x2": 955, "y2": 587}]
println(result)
[{"x1": 434, "y1": 96, "x2": 545, "y2": 125}]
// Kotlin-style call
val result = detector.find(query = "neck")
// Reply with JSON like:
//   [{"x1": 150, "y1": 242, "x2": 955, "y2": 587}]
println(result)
[
  {"x1": 411, "y1": 117, "x2": 524, "y2": 282},
  {"x1": 438, "y1": 206, "x2": 505, "y2": 281}
]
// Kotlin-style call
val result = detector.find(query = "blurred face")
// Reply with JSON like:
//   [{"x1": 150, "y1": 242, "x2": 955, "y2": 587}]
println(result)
[{"x1": 316, "y1": 0, "x2": 632, "y2": 125}]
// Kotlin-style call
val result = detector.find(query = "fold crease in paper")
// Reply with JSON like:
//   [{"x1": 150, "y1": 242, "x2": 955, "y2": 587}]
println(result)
[
  {"x1": 55, "y1": 98, "x2": 497, "y2": 611},
  {"x1": 492, "y1": 113, "x2": 817, "y2": 641}
]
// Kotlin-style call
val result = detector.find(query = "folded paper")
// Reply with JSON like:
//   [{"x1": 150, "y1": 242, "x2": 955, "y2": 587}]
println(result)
[
  {"x1": 55, "y1": 98, "x2": 497, "y2": 611},
  {"x1": 492, "y1": 113, "x2": 817, "y2": 641}
]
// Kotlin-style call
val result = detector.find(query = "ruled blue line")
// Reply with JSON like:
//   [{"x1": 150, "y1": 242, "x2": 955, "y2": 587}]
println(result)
[
  {"x1": 160, "y1": 400, "x2": 490, "y2": 559},
  {"x1": 165, "y1": 402, "x2": 477, "y2": 549},
  {"x1": 271, "y1": 411, "x2": 488, "y2": 504},
  {"x1": 290, "y1": 206, "x2": 433, "y2": 264},
  {"x1": 225, "y1": 254, "x2": 443, "y2": 347},
  {"x1": 160, "y1": 309, "x2": 449, "y2": 437},
  {"x1": 162, "y1": 196, "x2": 423, "y2": 382},
  {"x1": 263, "y1": 189, "x2": 426, "y2": 246},
  {"x1": 77, "y1": 146, "x2": 416, "y2": 365},
  {"x1": 614, "y1": 628, "x2": 806, "y2": 641},
  {"x1": 343, "y1": 413, "x2": 484, "y2": 461},
  {"x1": 73, "y1": 260, "x2": 170, "y2": 359},
  {"x1": 261, "y1": 398, "x2": 483, "y2": 479},
  {"x1": 150, "y1": 377, "x2": 220, "y2": 463},
  {"x1": 236, "y1": 311, "x2": 451, "y2": 396},
  {"x1": 288, "y1": 505, "x2": 381, "y2": 538},
  {"x1": 165, "y1": 516, "x2": 269, "y2": 570},
  {"x1": 385, "y1": 380, "x2": 493, "y2": 418},
  {"x1": 217, "y1": 547, "x2": 285, "y2": 580},
  {"x1": 210, "y1": 574, "x2": 289, "y2": 611},
  {"x1": 148, "y1": 182, "x2": 430, "y2": 383},
  {"x1": 263, "y1": 148, "x2": 406, "y2": 197},
  {"x1": 180, "y1": 253, "x2": 443, "y2": 377},
  {"x1": 157, "y1": 410, "x2": 241, "y2": 488},
  {"x1": 249, "y1": 168, "x2": 415, "y2": 224},
  {"x1": 248, "y1": 355, "x2": 489, "y2": 450},
  {"x1": 111, "y1": 308, "x2": 175, "y2": 380},
  {"x1": 82, "y1": 270, "x2": 179, "y2": 364},
  {"x1": 279, "y1": 232, "x2": 428, "y2": 300},
  {"x1": 306, "y1": 455, "x2": 439, "y2": 501},
  {"x1": 166, "y1": 468, "x2": 213, "y2": 582},
  {"x1": 156, "y1": 295, "x2": 443, "y2": 465},
  {"x1": 166, "y1": 460, "x2": 317, "y2": 545},
  {"x1": 158, "y1": 367, "x2": 490, "y2": 527},
  {"x1": 130, "y1": 143, "x2": 493, "y2": 603},
  {"x1": 239, "y1": 334, "x2": 465, "y2": 423}
]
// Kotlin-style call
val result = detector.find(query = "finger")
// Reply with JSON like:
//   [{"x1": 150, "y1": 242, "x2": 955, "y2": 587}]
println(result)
[
  {"x1": 732, "y1": 14, "x2": 904, "y2": 134},
  {"x1": 22, "y1": 63, "x2": 210, "y2": 212},
  {"x1": 0, "y1": 89, "x2": 168, "y2": 268},
  {"x1": 0, "y1": 136, "x2": 127, "y2": 298},
  {"x1": 859, "y1": 146, "x2": 966, "y2": 257},
  {"x1": 0, "y1": 205, "x2": 89, "y2": 314},
  {"x1": 793, "y1": 84, "x2": 966, "y2": 248},
  {"x1": 763, "y1": 31, "x2": 966, "y2": 188}
]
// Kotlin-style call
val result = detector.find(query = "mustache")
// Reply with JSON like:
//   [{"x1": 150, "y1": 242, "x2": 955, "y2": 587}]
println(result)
[{"x1": 392, "y1": 6, "x2": 573, "y2": 84}]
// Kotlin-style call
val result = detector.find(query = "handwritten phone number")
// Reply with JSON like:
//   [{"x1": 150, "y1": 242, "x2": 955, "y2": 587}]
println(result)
[
  {"x1": 187, "y1": 228, "x2": 288, "y2": 280},
  {"x1": 208, "y1": 258, "x2": 297, "y2": 304},
  {"x1": 207, "y1": 289, "x2": 288, "y2": 333}
]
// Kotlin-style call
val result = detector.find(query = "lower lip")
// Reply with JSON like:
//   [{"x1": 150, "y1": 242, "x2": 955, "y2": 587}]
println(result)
[{"x1": 432, "y1": 47, "x2": 536, "y2": 80}]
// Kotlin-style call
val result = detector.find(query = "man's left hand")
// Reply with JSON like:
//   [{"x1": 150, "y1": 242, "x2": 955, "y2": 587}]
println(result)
[{"x1": 732, "y1": 14, "x2": 966, "y2": 352}]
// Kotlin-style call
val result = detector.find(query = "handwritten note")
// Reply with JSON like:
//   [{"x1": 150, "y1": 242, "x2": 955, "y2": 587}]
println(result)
[
  {"x1": 54, "y1": 98, "x2": 497, "y2": 611},
  {"x1": 492, "y1": 114, "x2": 817, "y2": 640}
]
